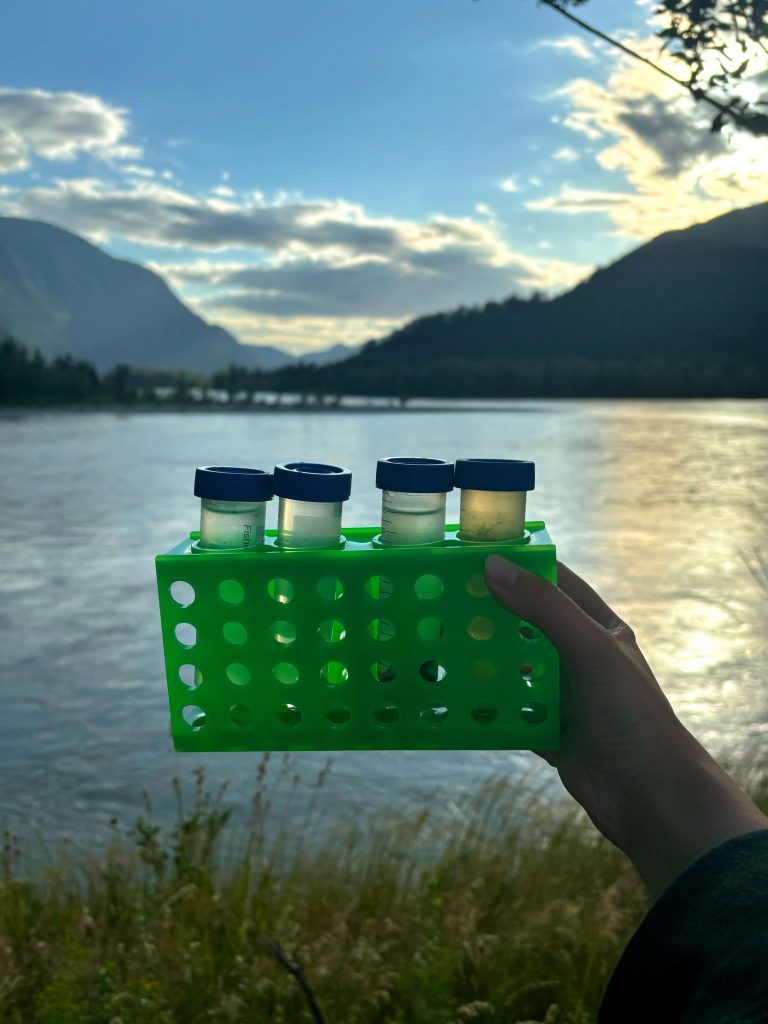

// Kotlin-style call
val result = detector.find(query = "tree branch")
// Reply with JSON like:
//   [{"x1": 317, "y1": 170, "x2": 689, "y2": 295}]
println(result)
[{"x1": 537, "y1": 0, "x2": 768, "y2": 135}]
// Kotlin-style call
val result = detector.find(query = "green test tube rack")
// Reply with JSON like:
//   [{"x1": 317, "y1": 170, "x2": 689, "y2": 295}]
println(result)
[{"x1": 155, "y1": 523, "x2": 559, "y2": 752}]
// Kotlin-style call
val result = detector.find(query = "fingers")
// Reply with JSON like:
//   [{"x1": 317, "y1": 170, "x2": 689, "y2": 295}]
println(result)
[
  {"x1": 485, "y1": 554, "x2": 610, "y2": 663},
  {"x1": 555, "y1": 561, "x2": 623, "y2": 631}
]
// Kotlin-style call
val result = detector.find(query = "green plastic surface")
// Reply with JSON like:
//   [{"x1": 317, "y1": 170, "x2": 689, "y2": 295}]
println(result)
[{"x1": 155, "y1": 522, "x2": 559, "y2": 752}]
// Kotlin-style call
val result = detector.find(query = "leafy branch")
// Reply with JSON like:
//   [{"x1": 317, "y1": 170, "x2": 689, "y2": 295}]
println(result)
[{"x1": 538, "y1": 0, "x2": 768, "y2": 135}]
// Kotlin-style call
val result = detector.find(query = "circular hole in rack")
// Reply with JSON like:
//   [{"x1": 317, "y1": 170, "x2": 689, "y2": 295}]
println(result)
[
  {"x1": 230, "y1": 704, "x2": 253, "y2": 726},
  {"x1": 223, "y1": 621, "x2": 247, "y2": 645},
  {"x1": 370, "y1": 660, "x2": 397, "y2": 684},
  {"x1": 179, "y1": 664, "x2": 202, "y2": 689},
  {"x1": 417, "y1": 617, "x2": 445, "y2": 643},
  {"x1": 471, "y1": 659, "x2": 497, "y2": 682},
  {"x1": 466, "y1": 573, "x2": 489, "y2": 599},
  {"x1": 325, "y1": 706, "x2": 351, "y2": 727},
  {"x1": 519, "y1": 622, "x2": 542, "y2": 641},
  {"x1": 267, "y1": 578, "x2": 294, "y2": 605},
  {"x1": 226, "y1": 662, "x2": 251, "y2": 686},
  {"x1": 270, "y1": 621, "x2": 297, "y2": 646},
  {"x1": 317, "y1": 620, "x2": 347, "y2": 644},
  {"x1": 182, "y1": 705, "x2": 207, "y2": 731},
  {"x1": 273, "y1": 662, "x2": 299, "y2": 685},
  {"x1": 468, "y1": 616, "x2": 495, "y2": 641},
  {"x1": 219, "y1": 579, "x2": 244, "y2": 605},
  {"x1": 374, "y1": 705, "x2": 400, "y2": 725},
  {"x1": 170, "y1": 581, "x2": 195, "y2": 607},
  {"x1": 419, "y1": 660, "x2": 447, "y2": 683},
  {"x1": 471, "y1": 704, "x2": 498, "y2": 725},
  {"x1": 321, "y1": 661, "x2": 349, "y2": 686},
  {"x1": 317, "y1": 576, "x2": 344, "y2": 602},
  {"x1": 520, "y1": 701, "x2": 548, "y2": 725},
  {"x1": 365, "y1": 575, "x2": 394, "y2": 601},
  {"x1": 420, "y1": 704, "x2": 448, "y2": 725},
  {"x1": 175, "y1": 622, "x2": 197, "y2": 648},
  {"x1": 367, "y1": 618, "x2": 395, "y2": 642},
  {"x1": 521, "y1": 661, "x2": 544, "y2": 681},
  {"x1": 278, "y1": 703, "x2": 302, "y2": 727},
  {"x1": 414, "y1": 574, "x2": 444, "y2": 600}
]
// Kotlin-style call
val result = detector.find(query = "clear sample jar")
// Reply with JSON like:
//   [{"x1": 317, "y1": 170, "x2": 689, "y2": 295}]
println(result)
[
  {"x1": 376, "y1": 457, "x2": 454, "y2": 546},
  {"x1": 273, "y1": 462, "x2": 352, "y2": 549},
  {"x1": 194, "y1": 466, "x2": 274, "y2": 550},
  {"x1": 455, "y1": 459, "x2": 535, "y2": 541}
]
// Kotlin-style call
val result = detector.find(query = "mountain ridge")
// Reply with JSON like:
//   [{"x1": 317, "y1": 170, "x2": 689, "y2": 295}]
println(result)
[
  {"x1": 312, "y1": 201, "x2": 768, "y2": 389},
  {"x1": 0, "y1": 217, "x2": 355, "y2": 372}
]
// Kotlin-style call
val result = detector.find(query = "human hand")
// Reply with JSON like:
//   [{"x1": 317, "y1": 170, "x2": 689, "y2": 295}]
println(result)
[{"x1": 484, "y1": 555, "x2": 768, "y2": 899}]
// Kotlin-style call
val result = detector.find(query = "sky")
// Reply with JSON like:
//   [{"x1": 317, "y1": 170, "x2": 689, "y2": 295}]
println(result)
[{"x1": 1, "y1": 0, "x2": 767, "y2": 354}]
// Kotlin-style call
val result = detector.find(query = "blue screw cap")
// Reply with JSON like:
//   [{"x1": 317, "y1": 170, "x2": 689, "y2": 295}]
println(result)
[
  {"x1": 194, "y1": 466, "x2": 274, "y2": 502},
  {"x1": 454, "y1": 459, "x2": 535, "y2": 492},
  {"x1": 273, "y1": 462, "x2": 352, "y2": 502},
  {"x1": 376, "y1": 457, "x2": 454, "y2": 494}
]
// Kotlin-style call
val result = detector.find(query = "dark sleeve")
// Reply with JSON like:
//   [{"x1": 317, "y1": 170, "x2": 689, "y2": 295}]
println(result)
[{"x1": 599, "y1": 829, "x2": 768, "y2": 1024}]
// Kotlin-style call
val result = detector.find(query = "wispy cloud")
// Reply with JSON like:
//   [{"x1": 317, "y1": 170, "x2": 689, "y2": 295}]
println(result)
[
  {"x1": 552, "y1": 146, "x2": 580, "y2": 162},
  {"x1": 499, "y1": 176, "x2": 520, "y2": 193},
  {"x1": 535, "y1": 35, "x2": 593, "y2": 61},
  {"x1": 526, "y1": 187, "x2": 636, "y2": 214}
]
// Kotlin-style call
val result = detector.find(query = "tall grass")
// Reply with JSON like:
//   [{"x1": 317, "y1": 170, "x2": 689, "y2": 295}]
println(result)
[{"x1": 2, "y1": 755, "x2": 765, "y2": 1024}]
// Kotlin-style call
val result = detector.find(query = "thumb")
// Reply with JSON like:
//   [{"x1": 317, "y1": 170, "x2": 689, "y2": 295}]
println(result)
[{"x1": 484, "y1": 554, "x2": 608, "y2": 664}]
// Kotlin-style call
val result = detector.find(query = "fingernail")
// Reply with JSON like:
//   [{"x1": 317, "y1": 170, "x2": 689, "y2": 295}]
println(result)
[{"x1": 485, "y1": 554, "x2": 519, "y2": 587}]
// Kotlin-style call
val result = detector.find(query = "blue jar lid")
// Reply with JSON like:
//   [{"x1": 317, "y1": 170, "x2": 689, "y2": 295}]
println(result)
[
  {"x1": 454, "y1": 458, "x2": 535, "y2": 492},
  {"x1": 273, "y1": 462, "x2": 352, "y2": 502},
  {"x1": 194, "y1": 466, "x2": 274, "y2": 502},
  {"x1": 376, "y1": 457, "x2": 454, "y2": 494}
]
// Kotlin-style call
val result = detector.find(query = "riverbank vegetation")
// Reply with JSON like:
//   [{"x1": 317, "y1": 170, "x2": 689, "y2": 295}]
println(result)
[
  {"x1": 3, "y1": 335, "x2": 766, "y2": 409},
  {"x1": 2, "y1": 756, "x2": 766, "y2": 1024}
]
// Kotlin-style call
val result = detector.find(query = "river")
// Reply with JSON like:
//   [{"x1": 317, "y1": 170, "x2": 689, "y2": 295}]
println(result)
[{"x1": 1, "y1": 400, "x2": 766, "y2": 853}]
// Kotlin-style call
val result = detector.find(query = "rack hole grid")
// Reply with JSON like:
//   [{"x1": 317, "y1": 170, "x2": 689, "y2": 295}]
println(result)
[{"x1": 156, "y1": 523, "x2": 559, "y2": 752}]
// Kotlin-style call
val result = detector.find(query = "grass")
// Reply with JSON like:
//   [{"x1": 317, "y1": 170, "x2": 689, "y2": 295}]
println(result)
[{"x1": 1, "y1": 755, "x2": 766, "y2": 1024}]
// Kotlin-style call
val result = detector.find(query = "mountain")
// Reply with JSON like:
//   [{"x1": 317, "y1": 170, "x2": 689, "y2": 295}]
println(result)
[
  {"x1": 307, "y1": 202, "x2": 768, "y2": 397},
  {"x1": 296, "y1": 343, "x2": 361, "y2": 366},
  {"x1": 0, "y1": 217, "x2": 306, "y2": 373}
]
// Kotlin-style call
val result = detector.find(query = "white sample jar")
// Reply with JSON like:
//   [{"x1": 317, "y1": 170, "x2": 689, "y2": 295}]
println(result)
[
  {"x1": 194, "y1": 466, "x2": 274, "y2": 550},
  {"x1": 455, "y1": 459, "x2": 535, "y2": 542},
  {"x1": 273, "y1": 462, "x2": 352, "y2": 549},
  {"x1": 376, "y1": 457, "x2": 454, "y2": 546}
]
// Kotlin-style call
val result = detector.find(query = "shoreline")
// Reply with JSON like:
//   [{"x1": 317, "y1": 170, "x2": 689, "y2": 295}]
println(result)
[{"x1": 2, "y1": 395, "x2": 765, "y2": 417}]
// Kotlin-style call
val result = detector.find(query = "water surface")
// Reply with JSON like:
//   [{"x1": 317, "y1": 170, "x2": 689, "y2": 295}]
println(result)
[{"x1": 1, "y1": 401, "x2": 766, "y2": 851}]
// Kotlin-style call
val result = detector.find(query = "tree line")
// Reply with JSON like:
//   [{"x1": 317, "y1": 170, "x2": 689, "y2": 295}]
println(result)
[
  {"x1": 0, "y1": 338, "x2": 204, "y2": 406},
  {"x1": 2, "y1": 334, "x2": 765, "y2": 405}
]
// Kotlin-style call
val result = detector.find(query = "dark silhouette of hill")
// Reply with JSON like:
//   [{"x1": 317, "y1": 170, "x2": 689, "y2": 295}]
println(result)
[
  {"x1": 0, "y1": 217, "x2": 355, "y2": 373},
  {"x1": 300, "y1": 202, "x2": 767, "y2": 398}
]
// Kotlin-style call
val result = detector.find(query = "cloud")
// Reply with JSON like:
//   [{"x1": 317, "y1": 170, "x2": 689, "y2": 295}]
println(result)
[
  {"x1": 9, "y1": 175, "x2": 585, "y2": 276},
  {"x1": 123, "y1": 164, "x2": 155, "y2": 178},
  {"x1": 157, "y1": 244, "x2": 587, "y2": 322},
  {"x1": 499, "y1": 176, "x2": 520, "y2": 192},
  {"x1": 531, "y1": 38, "x2": 768, "y2": 237},
  {"x1": 0, "y1": 88, "x2": 139, "y2": 174},
  {"x1": 527, "y1": 187, "x2": 636, "y2": 214},
  {"x1": 9, "y1": 178, "x2": 410, "y2": 254},
  {"x1": 552, "y1": 146, "x2": 580, "y2": 162},
  {"x1": 535, "y1": 36, "x2": 593, "y2": 61}
]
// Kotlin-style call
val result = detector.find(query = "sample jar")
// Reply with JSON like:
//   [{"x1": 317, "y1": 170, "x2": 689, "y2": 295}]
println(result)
[
  {"x1": 455, "y1": 459, "x2": 535, "y2": 541},
  {"x1": 194, "y1": 466, "x2": 274, "y2": 550},
  {"x1": 375, "y1": 457, "x2": 454, "y2": 546},
  {"x1": 273, "y1": 462, "x2": 352, "y2": 549}
]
